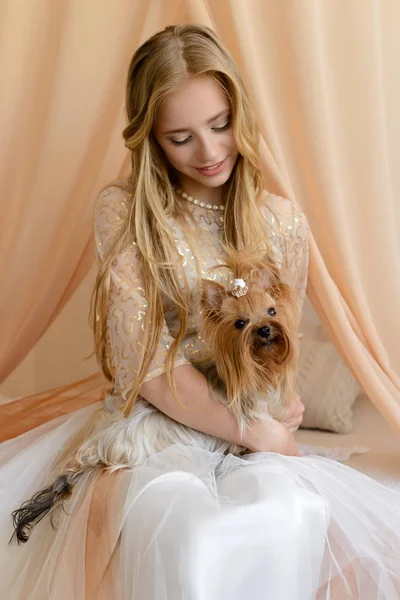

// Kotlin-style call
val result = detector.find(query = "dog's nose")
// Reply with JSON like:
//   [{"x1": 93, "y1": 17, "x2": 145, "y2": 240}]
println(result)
[{"x1": 257, "y1": 326, "x2": 271, "y2": 339}]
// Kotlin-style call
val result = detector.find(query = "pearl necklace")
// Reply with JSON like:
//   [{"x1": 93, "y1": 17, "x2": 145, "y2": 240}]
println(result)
[{"x1": 174, "y1": 187, "x2": 225, "y2": 212}]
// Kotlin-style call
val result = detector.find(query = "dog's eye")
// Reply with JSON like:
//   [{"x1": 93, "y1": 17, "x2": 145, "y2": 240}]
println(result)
[
  {"x1": 268, "y1": 307, "x2": 276, "y2": 317},
  {"x1": 234, "y1": 319, "x2": 247, "y2": 330}
]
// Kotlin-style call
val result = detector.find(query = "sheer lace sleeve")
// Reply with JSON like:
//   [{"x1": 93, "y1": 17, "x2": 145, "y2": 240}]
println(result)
[
  {"x1": 93, "y1": 183, "x2": 190, "y2": 400},
  {"x1": 263, "y1": 192, "x2": 309, "y2": 313}
]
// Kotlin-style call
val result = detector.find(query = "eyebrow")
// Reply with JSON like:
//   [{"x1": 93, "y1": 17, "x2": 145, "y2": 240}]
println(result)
[{"x1": 163, "y1": 109, "x2": 230, "y2": 135}]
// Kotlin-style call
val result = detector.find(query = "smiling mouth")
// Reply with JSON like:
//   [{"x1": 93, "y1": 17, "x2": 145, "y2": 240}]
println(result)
[{"x1": 197, "y1": 159, "x2": 225, "y2": 170}]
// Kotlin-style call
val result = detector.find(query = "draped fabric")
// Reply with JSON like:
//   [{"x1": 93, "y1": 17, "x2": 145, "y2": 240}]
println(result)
[{"x1": 1, "y1": 0, "x2": 399, "y2": 432}]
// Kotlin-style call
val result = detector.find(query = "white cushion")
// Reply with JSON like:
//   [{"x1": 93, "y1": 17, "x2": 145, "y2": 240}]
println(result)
[{"x1": 296, "y1": 339, "x2": 360, "y2": 433}]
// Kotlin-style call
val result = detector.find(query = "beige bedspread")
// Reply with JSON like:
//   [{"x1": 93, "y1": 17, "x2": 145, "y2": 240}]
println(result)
[{"x1": 295, "y1": 395, "x2": 400, "y2": 491}]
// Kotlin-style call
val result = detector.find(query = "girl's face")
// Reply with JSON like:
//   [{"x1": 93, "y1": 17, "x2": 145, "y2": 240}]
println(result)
[{"x1": 154, "y1": 76, "x2": 238, "y2": 195}]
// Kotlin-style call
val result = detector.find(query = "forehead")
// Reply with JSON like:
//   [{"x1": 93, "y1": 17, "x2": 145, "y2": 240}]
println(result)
[
  {"x1": 155, "y1": 76, "x2": 230, "y2": 131},
  {"x1": 223, "y1": 290, "x2": 276, "y2": 318}
]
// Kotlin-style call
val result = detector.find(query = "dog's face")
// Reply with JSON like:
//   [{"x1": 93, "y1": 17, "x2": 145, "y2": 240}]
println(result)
[
  {"x1": 199, "y1": 273, "x2": 299, "y2": 407},
  {"x1": 201, "y1": 280, "x2": 296, "y2": 366},
  {"x1": 224, "y1": 287, "x2": 290, "y2": 354}
]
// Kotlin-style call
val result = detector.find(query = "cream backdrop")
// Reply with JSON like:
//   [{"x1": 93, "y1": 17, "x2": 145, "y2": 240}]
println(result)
[
  {"x1": 0, "y1": 266, "x2": 98, "y2": 398},
  {"x1": 1, "y1": 0, "x2": 399, "y2": 436}
]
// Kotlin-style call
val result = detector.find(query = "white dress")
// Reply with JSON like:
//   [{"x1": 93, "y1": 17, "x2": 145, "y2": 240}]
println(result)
[{"x1": 0, "y1": 183, "x2": 399, "y2": 599}]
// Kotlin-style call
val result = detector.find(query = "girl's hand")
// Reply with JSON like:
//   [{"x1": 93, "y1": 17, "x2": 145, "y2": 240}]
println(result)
[
  {"x1": 244, "y1": 417, "x2": 302, "y2": 456},
  {"x1": 282, "y1": 394, "x2": 305, "y2": 434}
]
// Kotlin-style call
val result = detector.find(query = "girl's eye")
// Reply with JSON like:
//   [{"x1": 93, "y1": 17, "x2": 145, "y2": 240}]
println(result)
[
  {"x1": 212, "y1": 119, "x2": 231, "y2": 132},
  {"x1": 171, "y1": 119, "x2": 231, "y2": 146},
  {"x1": 171, "y1": 137, "x2": 190, "y2": 146}
]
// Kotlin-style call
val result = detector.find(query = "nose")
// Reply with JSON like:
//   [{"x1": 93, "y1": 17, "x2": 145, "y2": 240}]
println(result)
[
  {"x1": 196, "y1": 135, "x2": 219, "y2": 164},
  {"x1": 257, "y1": 326, "x2": 271, "y2": 339}
]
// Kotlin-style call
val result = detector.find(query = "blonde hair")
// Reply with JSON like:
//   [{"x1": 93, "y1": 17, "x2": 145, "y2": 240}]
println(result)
[{"x1": 90, "y1": 24, "x2": 272, "y2": 417}]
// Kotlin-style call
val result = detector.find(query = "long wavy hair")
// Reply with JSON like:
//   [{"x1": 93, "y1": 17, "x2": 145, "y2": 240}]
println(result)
[{"x1": 91, "y1": 24, "x2": 272, "y2": 417}]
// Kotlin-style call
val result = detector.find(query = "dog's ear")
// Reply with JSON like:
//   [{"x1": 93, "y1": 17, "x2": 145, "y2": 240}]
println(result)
[
  {"x1": 252, "y1": 266, "x2": 276, "y2": 290},
  {"x1": 201, "y1": 279, "x2": 226, "y2": 311},
  {"x1": 268, "y1": 281, "x2": 299, "y2": 320}
]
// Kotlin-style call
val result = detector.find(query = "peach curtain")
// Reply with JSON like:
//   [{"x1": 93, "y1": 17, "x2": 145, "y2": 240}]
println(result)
[{"x1": 1, "y1": 0, "x2": 399, "y2": 439}]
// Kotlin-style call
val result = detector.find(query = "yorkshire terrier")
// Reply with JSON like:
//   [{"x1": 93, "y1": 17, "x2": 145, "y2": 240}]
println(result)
[
  {"x1": 11, "y1": 247, "x2": 300, "y2": 544},
  {"x1": 192, "y1": 248, "x2": 300, "y2": 452}
]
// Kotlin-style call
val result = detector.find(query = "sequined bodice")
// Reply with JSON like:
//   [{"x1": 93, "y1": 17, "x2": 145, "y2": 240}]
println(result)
[{"x1": 94, "y1": 182, "x2": 309, "y2": 400}]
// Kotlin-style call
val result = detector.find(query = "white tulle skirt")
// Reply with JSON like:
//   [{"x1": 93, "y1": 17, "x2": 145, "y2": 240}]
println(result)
[{"x1": 1, "y1": 402, "x2": 400, "y2": 600}]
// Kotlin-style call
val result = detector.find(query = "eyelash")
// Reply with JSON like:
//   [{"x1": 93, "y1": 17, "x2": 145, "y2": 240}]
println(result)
[{"x1": 171, "y1": 120, "x2": 231, "y2": 146}]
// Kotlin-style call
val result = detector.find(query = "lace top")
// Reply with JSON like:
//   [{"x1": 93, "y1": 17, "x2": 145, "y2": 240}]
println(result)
[{"x1": 93, "y1": 181, "x2": 309, "y2": 401}]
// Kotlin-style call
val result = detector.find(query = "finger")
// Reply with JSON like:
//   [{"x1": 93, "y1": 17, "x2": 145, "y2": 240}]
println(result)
[
  {"x1": 288, "y1": 419, "x2": 302, "y2": 434},
  {"x1": 290, "y1": 415, "x2": 304, "y2": 433},
  {"x1": 296, "y1": 403, "x2": 305, "y2": 418}
]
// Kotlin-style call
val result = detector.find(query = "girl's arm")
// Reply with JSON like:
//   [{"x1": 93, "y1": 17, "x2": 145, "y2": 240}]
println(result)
[
  {"x1": 140, "y1": 364, "x2": 301, "y2": 456},
  {"x1": 94, "y1": 184, "x2": 192, "y2": 400}
]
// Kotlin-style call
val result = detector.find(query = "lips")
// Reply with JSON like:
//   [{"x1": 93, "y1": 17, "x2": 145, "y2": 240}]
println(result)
[
  {"x1": 199, "y1": 160, "x2": 224, "y2": 170},
  {"x1": 195, "y1": 158, "x2": 227, "y2": 177}
]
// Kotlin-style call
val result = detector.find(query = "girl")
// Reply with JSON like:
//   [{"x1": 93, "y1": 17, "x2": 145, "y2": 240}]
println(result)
[{"x1": 1, "y1": 24, "x2": 400, "y2": 600}]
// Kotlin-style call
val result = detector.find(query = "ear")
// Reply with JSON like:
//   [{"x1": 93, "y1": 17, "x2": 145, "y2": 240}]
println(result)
[
  {"x1": 268, "y1": 281, "x2": 293, "y2": 302},
  {"x1": 252, "y1": 267, "x2": 274, "y2": 290},
  {"x1": 201, "y1": 278, "x2": 226, "y2": 311}
]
